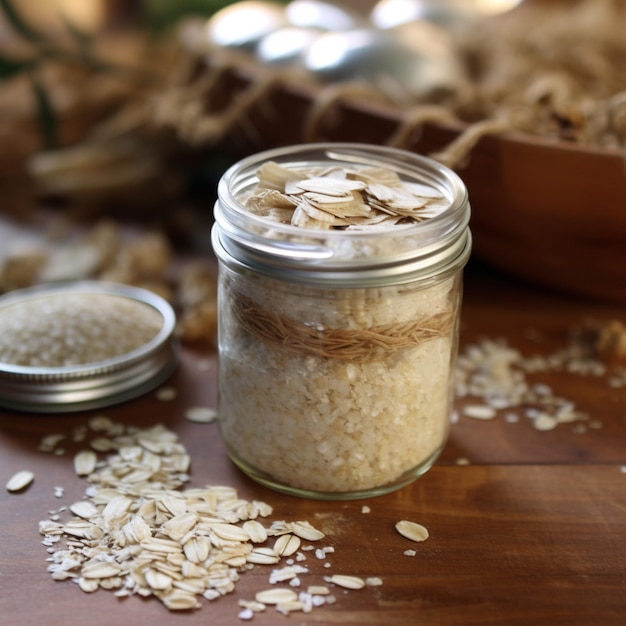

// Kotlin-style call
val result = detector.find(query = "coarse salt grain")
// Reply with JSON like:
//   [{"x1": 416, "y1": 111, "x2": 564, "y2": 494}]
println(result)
[
  {"x1": 0, "y1": 293, "x2": 162, "y2": 367},
  {"x1": 238, "y1": 608, "x2": 254, "y2": 620}
]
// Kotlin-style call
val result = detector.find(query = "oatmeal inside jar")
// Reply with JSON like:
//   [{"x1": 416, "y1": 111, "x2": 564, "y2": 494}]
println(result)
[
  {"x1": 212, "y1": 145, "x2": 470, "y2": 498},
  {"x1": 218, "y1": 272, "x2": 458, "y2": 494}
]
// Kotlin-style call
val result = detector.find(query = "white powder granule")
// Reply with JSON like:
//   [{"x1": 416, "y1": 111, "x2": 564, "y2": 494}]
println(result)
[{"x1": 0, "y1": 292, "x2": 162, "y2": 367}]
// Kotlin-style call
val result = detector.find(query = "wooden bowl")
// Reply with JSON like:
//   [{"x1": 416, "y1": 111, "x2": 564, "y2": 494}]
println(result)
[{"x1": 190, "y1": 59, "x2": 626, "y2": 303}]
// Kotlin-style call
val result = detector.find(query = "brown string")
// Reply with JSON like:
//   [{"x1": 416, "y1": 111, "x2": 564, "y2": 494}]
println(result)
[
  {"x1": 429, "y1": 117, "x2": 511, "y2": 169},
  {"x1": 302, "y1": 82, "x2": 392, "y2": 143},
  {"x1": 386, "y1": 105, "x2": 459, "y2": 150},
  {"x1": 152, "y1": 56, "x2": 285, "y2": 146},
  {"x1": 232, "y1": 293, "x2": 454, "y2": 364},
  {"x1": 607, "y1": 92, "x2": 626, "y2": 145}
]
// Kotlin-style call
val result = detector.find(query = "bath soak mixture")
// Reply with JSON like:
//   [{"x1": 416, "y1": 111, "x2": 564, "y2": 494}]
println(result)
[
  {"x1": 0, "y1": 292, "x2": 163, "y2": 367},
  {"x1": 219, "y1": 276, "x2": 457, "y2": 493},
  {"x1": 217, "y1": 161, "x2": 462, "y2": 494}
]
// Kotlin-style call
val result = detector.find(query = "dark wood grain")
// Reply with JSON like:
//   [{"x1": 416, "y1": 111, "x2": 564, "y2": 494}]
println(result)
[{"x1": 1, "y1": 253, "x2": 625, "y2": 626}]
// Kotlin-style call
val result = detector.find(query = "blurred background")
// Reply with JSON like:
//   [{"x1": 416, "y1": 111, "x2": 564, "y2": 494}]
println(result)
[{"x1": 1, "y1": 0, "x2": 625, "y2": 309}]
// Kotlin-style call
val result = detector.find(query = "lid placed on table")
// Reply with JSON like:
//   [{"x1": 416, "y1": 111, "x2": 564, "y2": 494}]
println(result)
[{"x1": 0, "y1": 281, "x2": 177, "y2": 413}]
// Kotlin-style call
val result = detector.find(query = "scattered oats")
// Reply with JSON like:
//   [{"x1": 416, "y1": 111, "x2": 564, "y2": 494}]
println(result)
[
  {"x1": 81, "y1": 561, "x2": 122, "y2": 579},
  {"x1": 308, "y1": 585, "x2": 330, "y2": 595},
  {"x1": 156, "y1": 386, "x2": 177, "y2": 401},
  {"x1": 6, "y1": 470, "x2": 34, "y2": 492},
  {"x1": 243, "y1": 520, "x2": 268, "y2": 543},
  {"x1": 255, "y1": 588, "x2": 299, "y2": 605},
  {"x1": 247, "y1": 547, "x2": 280, "y2": 565},
  {"x1": 160, "y1": 589, "x2": 200, "y2": 610},
  {"x1": 361, "y1": 505, "x2": 371, "y2": 514},
  {"x1": 315, "y1": 548, "x2": 326, "y2": 560},
  {"x1": 309, "y1": 593, "x2": 326, "y2": 607},
  {"x1": 203, "y1": 589, "x2": 221, "y2": 601},
  {"x1": 54, "y1": 486, "x2": 64, "y2": 498},
  {"x1": 89, "y1": 437, "x2": 115, "y2": 452},
  {"x1": 395, "y1": 520, "x2": 429, "y2": 542},
  {"x1": 72, "y1": 425, "x2": 88, "y2": 443},
  {"x1": 184, "y1": 406, "x2": 218, "y2": 424},
  {"x1": 36, "y1": 420, "x2": 367, "y2": 616},
  {"x1": 77, "y1": 578, "x2": 99, "y2": 593},
  {"x1": 463, "y1": 405, "x2": 497, "y2": 420},
  {"x1": 53, "y1": 448, "x2": 65, "y2": 456},
  {"x1": 238, "y1": 599, "x2": 266, "y2": 612},
  {"x1": 456, "y1": 457, "x2": 470, "y2": 465},
  {"x1": 269, "y1": 566, "x2": 299, "y2": 583},
  {"x1": 403, "y1": 549, "x2": 417, "y2": 557},
  {"x1": 620, "y1": 465, "x2": 626, "y2": 474},
  {"x1": 38, "y1": 433, "x2": 65, "y2": 452},
  {"x1": 326, "y1": 574, "x2": 366, "y2": 590},
  {"x1": 69, "y1": 501, "x2": 98, "y2": 519},
  {"x1": 145, "y1": 569, "x2": 174, "y2": 591},
  {"x1": 323, "y1": 562, "x2": 332, "y2": 568},
  {"x1": 73, "y1": 450, "x2": 97, "y2": 476},
  {"x1": 273, "y1": 534, "x2": 301, "y2": 557},
  {"x1": 211, "y1": 522, "x2": 251, "y2": 543},
  {"x1": 365, "y1": 577, "x2": 383, "y2": 587},
  {"x1": 289, "y1": 521, "x2": 325, "y2": 541},
  {"x1": 533, "y1": 414, "x2": 558, "y2": 431},
  {"x1": 456, "y1": 327, "x2": 625, "y2": 436},
  {"x1": 88, "y1": 415, "x2": 114, "y2": 432}
]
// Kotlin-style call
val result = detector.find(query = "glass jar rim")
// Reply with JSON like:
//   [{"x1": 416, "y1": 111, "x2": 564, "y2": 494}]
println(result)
[{"x1": 213, "y1": 143, "x2": 471, "y2": 287}]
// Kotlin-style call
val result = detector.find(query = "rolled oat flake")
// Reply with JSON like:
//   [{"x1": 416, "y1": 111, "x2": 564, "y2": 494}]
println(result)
[
  {"x1": 0, "y1": 281, "x2": 177, "y2": 412},
  {"x1": 211, "y1": 143, "x2": 471, "y2": 499}
]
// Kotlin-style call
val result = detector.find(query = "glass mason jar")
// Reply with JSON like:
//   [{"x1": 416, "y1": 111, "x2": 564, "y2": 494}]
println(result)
[{"x1": 211, "y1": 143, "x2": 471, "y2": 500}]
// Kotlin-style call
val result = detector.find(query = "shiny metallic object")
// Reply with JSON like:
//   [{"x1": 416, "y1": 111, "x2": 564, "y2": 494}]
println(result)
[
  {"x1": 303, "y1": 26, "x2": 462, "y2": 99},
  {"x1": 256, "y1": 26, "x2": 321, "y2": 66},
  {"x1": 206, "y1": 1, "x2": 288, "y2": 51},
  {"x1": 285, "y1": 0, "x2": 358, "y2": 31},
  {"x1": 371, "y1": 0, "x2": 523, "y2": 31}
]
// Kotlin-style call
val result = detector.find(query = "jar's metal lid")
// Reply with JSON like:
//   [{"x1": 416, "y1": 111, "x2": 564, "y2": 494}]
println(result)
[
  {"x1": 212, "y1": 143, "x2": 472, "y2": 288},
  {"x1": 0, "y1": 281, "x2": 178, "y2": 413}
]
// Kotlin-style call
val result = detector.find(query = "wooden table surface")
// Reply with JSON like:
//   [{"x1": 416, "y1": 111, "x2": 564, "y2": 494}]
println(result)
[{"x1": 1, "y1": 244, "x2": 625, "y2": 626}]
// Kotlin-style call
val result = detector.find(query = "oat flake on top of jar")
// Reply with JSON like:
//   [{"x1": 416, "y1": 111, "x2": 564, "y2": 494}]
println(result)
[{"x1": 211, "y1": 143, "x2": 471, "y2": 499}]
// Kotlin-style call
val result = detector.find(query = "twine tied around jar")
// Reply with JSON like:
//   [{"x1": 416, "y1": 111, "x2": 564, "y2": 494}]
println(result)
[{"x1": 232, "y1": 293, "x2": 454, "y2": 363}]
